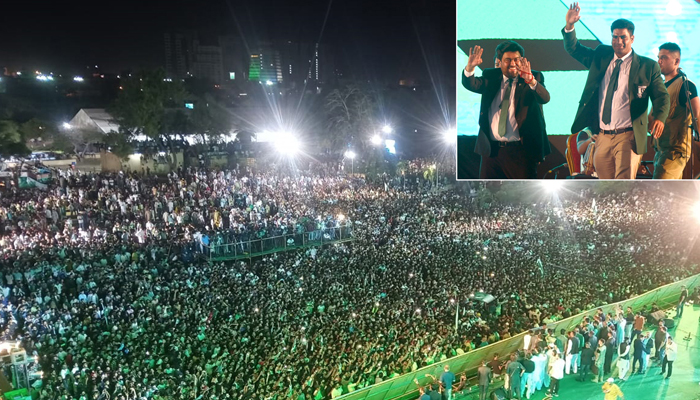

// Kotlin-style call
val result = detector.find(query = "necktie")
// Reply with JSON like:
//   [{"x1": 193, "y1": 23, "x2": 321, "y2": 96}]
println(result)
[
  {"x1": 602, "y1": 59, "x2": 623, "y2": 125},
  {"x1": 498, "y1": 78, "x2": 514, "y2": 137}
]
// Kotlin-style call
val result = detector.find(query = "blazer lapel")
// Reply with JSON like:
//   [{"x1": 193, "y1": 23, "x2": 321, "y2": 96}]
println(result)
[
  {"x1": 513, "y1": 77, "x2": 527, "y2": 130},
  {"x1": 628, "y1": 51, "x2": 640, "y2": 99},
  {"x1": 483, "y1": 69, "x2": 502, "y2": 106},
  {"x1": 596, "y1": 51, "x2": 615, "y2": 87}
]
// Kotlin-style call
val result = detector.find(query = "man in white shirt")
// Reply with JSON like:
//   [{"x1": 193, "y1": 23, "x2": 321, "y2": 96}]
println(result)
[
  {"x1": 548, "y1": 352, "x2": 565, "y2": 397},
  {"x1": 660, "y1": 336, "x2": 677, "y2": 379}
]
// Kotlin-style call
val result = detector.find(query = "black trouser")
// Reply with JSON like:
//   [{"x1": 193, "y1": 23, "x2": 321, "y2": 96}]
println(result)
[
  {"x1": 479, "y1": 384, "x2": 489, "y2": 400},
  {"x1": 578, "y1": 364, "x2": 590, "y2": 380},
  {"x1": 661, "y1": 356, "x2": 673, "y2": 377},
  {"x1": 550, "y1": 377, "x2": 560, "y2": 394},
  {"x1": 479, "y1": 144, "x2": 538, "y2": 179},
  {"x1": 632, "y1": 354, "x2": 643, "y2": 373}
]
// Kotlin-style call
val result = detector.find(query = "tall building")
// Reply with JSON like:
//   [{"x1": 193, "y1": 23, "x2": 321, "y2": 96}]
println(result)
[
  {"x1": 277, "y1": 41, "x2": 335, "y2": 87},
  {"x1": 165, "y1": 31, "x2": 247, "y2": 84},
  {"x1": 220, "y1": 35, "x2": 248, "y2": 83},
  {"x1": 248, "y1": 44, "x2": 283, "y2": 84},
  {"x1": 164, "y1": 31, "x2": 194, "y2": 79},
  {"x1": 191, "y1": 39, "x2": 224, "y2": 85}
]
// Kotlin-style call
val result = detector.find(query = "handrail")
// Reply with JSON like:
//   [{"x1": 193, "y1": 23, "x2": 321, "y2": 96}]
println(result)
[{"x1": 198, "y1": 225, "x2": 354, "y2": 261}]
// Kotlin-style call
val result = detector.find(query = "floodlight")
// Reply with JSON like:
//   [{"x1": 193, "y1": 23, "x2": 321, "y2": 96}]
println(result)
[
  {"x1": 370, "y1": 135, "x2": 382, "y2": 145},
  {"x1": 541, "y1": 180, "x2": 563, "y2": 193},
  {"x1": 273, "y1": 132, "x2": 300, "y2": 155},
  {"x1": 443, "y1": 128, "x2": 457, "y2": 143},
  {"x1": 382, "y1": 125, "x2": 393, "y2": 134},
  {"x1": 344, "y1": 150, "x2": 356, "y2": 160},
  {"x1": 62, "y1": 123, "x2": 72, "y2": 130}
]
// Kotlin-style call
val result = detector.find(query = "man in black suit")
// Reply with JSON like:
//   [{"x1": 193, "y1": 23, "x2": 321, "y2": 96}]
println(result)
[
  {"x1": 563, "y1": 3, "x2": 669, "y2": 179},
  {"x1": 631, "y1": 334, "x2": 645, "y2": 374},
  {"x1": 462, "y1": 40, "x2": 551, "y2": 179}
]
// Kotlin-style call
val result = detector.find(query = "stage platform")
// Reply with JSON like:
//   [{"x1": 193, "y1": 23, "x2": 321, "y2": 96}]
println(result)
[{"x1": 456, "y1": 304, "x2": 700, "y2": 400}]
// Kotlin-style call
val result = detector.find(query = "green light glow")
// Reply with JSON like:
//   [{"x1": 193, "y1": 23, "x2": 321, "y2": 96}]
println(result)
[
  {"x1": 249, "y1": 55, "x2": 261, "y2": 81},
  {"x1": 457, "y1": 0, "x2": 597, "y2": 41}
]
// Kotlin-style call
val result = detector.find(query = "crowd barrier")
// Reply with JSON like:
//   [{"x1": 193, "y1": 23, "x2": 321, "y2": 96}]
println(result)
[
  {"x1": 200, "y1": 226, "x2": 354, "y2": 261},
  {"x1": 338, "y1": 272, "x2": 700, "y2": 400}
]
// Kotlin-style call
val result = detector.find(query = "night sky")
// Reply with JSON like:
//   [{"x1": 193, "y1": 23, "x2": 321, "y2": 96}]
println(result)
[{"x1": 0, "y1": 0, "x2": 454, "y2": 83}]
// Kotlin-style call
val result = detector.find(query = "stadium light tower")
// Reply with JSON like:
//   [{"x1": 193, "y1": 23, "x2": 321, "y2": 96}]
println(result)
[
  {"x1": 443, "y1": 127, "x2": 457, "y2": 144},
  {"x1": 273, "y1": 132, "x2": 300, "y2": 156},
  {"x1": 344, "y1": 150, "x2": 356, "y2": 175},
  {"x1": 541, "y1": 180, "x2": 563, "y2": 193}
]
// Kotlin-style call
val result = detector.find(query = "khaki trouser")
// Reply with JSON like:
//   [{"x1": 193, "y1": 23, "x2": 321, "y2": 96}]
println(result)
[
  {"x1": 652, "y1": 150, "x2": 687, "y2": 179},
  {"x1": 594, "y1": 131, "x2": 642, "y2": 179}
]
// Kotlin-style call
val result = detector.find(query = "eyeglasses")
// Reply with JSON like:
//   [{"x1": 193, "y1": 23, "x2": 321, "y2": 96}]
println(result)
[{"x1": 502, "y1": 57, "x2": 522, "y2": 65}]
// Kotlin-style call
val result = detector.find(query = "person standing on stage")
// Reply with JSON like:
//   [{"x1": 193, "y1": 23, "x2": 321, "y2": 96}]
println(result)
[
  {"x1": 616, "y1": 338, "x2": 631, "y2": 381},
  {"x1": 506, "y1": 353, "x2": 525, "y2": 399},
  {"x1": 676, "y1": 284, "x2": 689, "y2": 318},
  {"x1": 651, "y1": 43, "x2": 700, "y2": 179},
  {"x1": 462, "y1": 41, "x2": 551, "y2": 179},
  {"x1": 562, "y1": 3, "x2": 669, "y2": 179},
  {"x1": 440, "y1": 364, "x2": 456, "y2": 400},
  {"x1": 660, "y1": 336, "x2": 677, "y2": 379},
  {"x1": 477, "y1": 360, "x2": 493, "y2": 400}
]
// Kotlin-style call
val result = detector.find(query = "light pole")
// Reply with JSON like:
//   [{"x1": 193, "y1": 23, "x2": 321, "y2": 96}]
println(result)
[
  {"x1": 344, "y1": 150, "x2": 356, "y2": 175},
  {"x1": 433, "y1": 163, "x2": 438, "y2": 189},
  {"x1": 451, "y1": 298, "x2": 459, "y2": 332}
]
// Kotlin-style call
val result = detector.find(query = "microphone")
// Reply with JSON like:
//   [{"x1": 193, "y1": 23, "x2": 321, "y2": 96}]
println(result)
[{"x1": 547, "y1": 163, "x2": 568, "y2": 174}]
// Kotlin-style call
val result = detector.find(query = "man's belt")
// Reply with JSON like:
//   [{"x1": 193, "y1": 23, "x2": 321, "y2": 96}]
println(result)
[
  {"x1": 494, "y1": 140, "x2": 522, "y2": 147},
  {"x1": 600, "y1": 127, "x2": 633, "y2": 135}
]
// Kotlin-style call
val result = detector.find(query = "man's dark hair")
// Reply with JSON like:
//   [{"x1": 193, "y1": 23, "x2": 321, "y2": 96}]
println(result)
[
  {"x1": 659, "y1": 42, "x2": 681, "y2": 56},
  {"x1": 611, "y1": 19, "x2": 635, "y2": 35},
  {"x1": 495, "y1": 40, "x2": 525, "y2": 61}
]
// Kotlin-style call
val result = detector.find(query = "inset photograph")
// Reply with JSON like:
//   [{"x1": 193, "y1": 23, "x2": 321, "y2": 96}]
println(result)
[{"x1": 456, "y1": 0, "x2": 700, "y2": 179}]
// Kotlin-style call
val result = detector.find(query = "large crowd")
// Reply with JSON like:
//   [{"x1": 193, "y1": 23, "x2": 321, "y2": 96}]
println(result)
[{"x1": 0, "y1": 167, "x2": 698, "y2": 400}]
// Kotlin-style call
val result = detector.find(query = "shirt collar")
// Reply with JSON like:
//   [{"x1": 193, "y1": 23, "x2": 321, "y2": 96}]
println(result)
[
  {"x1": 502, "y1": 74, "x2": 517, "y2": 85},
  {"x1": 614, "y1": 50, "x2": 633, "y2": 63}
]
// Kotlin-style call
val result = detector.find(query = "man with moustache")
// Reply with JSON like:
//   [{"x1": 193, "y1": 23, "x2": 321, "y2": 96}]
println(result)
[
  {"x1": 563, "y1": 3, "x2": 669, "y2": 179},
  {"x1": 462, "y1": 40, "x2": 551, "y2": 179}
]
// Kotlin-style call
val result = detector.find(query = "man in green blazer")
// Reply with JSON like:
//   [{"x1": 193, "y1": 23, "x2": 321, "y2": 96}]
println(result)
[{"x1": 562, "y1": 2, "x2": 669, "y2": 179}]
